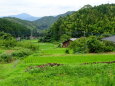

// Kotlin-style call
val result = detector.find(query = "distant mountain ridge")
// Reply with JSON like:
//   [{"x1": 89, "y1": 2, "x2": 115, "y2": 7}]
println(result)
[
  {"x1": 33, "y1": 11, "x2": 75, "y2": 30},
  {"x1": 0, "y1": 11, "x2": 75, "y2": 30},
  {"x1": 7, "y1": 13, "x2": 40, "y2": 21}
]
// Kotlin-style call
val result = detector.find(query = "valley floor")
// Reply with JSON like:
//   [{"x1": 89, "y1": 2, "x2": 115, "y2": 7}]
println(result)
[{"x1": 0, "y1": 40, "x2": 115, "y2": 86}]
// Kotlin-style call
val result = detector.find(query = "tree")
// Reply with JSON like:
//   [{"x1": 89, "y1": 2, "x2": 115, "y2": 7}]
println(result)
[
  {"x1": 60, "y1": 34, "x2": 71, "y2": 42},
  {"x1": 0, "y1": 32, "x2": 16, "y2": 48},
  {"x1": 69, "y1": 37, "x2": 88, "y2": 53}
]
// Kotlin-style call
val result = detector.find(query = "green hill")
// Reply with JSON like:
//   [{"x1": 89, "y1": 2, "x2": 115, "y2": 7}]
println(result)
[
  {"x1": 0, "y1": 17, "x2": 38, "y2": 37},
  {"x1": 3, "y1": 17, "x2": 37, "y2": 30},
  {"x1": 33, "y1": 11, "x2": 75, "y2": 30},
  {"x1": 45, "y1": 4, "x2": 115, "y2": 41},
  {"x1": 0, "y1": 18, "x2": 32, "y2": 37}
]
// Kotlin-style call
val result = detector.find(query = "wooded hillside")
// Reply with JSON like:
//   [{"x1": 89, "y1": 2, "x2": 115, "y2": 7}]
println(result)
[
  {"x1": 0, "y1": 18, "x2": 31, "y2": 37},
  {"x1": 45, "y1": 4, "x2": 115, "y2": 41}
]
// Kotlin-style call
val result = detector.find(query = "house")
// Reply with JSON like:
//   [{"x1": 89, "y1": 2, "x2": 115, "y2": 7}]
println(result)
[
  {"x1": 62, "y1": 38, "x2": 77, "y2": 48},
  {"x1": 16, "y1": 37, "x2": 21, "y2": 41},
  {"x1": 102, "y1": 35, "x2": 115, "y2": 43}
]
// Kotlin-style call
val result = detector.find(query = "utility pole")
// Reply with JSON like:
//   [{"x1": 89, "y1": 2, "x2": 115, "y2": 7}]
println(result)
[
  {"x1": 83, "y1": 30, "x2": 87, "y2": 53},
  {"x1": 30, "y1": 29, "x2": 33, "y2": 40},
  {"x1": 83, "y1": 31, "x2": 86, "y2": 37}
]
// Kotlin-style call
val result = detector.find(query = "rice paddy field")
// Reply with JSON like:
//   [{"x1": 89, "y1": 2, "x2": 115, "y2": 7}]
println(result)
[{"x1": 0, "y1": 40, "x2": 115, "y2": 86}]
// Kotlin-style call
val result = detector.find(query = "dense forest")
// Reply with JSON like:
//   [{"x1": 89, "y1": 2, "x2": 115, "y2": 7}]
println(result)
[
  {"x1": 0, "y1": 18, "x2": 38, "y2": 38},
  {"x1": 43, "y1": 4, "x2": 115, "y2": 41}
]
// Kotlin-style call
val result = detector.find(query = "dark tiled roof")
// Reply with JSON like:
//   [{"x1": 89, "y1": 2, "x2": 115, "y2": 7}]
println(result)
[{"x1": 102, "y1": 35, "x2": 115, "y2": 42}]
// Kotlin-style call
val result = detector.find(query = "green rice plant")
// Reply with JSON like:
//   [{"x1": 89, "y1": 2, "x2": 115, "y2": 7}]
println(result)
[{"x1": 24, "y1": 54, "x2": 115, "y2": 64}]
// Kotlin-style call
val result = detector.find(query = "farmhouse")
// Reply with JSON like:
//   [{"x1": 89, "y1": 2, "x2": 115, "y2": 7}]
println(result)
[
  {"x1": 16, "y1": 37, "x2": 21, "y2": 41},
  {"x1": 102, "y1": 35, "x2": 115, "y2": 43},
  {"x1": 62, "y1": 38, "x2": 77, "y2": 48}
]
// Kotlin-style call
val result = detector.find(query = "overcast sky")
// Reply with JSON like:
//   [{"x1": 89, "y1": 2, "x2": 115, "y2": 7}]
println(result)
[{"x1": 0, "y1": 0, "x2": 114, "y2": 17}]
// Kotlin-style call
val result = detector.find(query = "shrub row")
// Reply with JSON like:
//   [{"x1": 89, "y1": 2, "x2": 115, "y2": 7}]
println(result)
[
  {"x1": 0, "y1": 49, "x2": 32, "y2": 63},
  {"x1": 68, "y1": 36, "x2": 115, "y2": 53},
  {"x1": 17, "y1": 41, "x2": 39, "y2": 51}
]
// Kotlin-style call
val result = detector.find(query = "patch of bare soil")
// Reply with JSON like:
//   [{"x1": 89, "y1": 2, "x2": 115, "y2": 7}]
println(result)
[
  {"x1": 36, "y1": 63, "x2": 63, "y2": 68},
  {"x1": 26, "y1": 63, "x2": 63, "y2": 71},
  {"x1": 5, "y1": 50, "x2": 15, "y2": 54},
  {"x1": 81, "y1": 61, "x2": 115, "y2": 65}
]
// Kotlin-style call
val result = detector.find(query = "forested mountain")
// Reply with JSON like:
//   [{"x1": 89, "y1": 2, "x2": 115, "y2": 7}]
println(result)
[
  {"x1": 0, "y1": 18, "x2": 30, "y2": 37},
  {"x1": 0, "y1": 18, "x2": 38, "y2": 38},
  {"x1": 3, "y1": 17, "x2": 37, "y2": 30},
  {"x1": 8, "y1": 13, "x2": 39, "y2": 21},
  {"x1": 33, "y1": 11, "x2": 75, "y2": 30},
  {"x1": 2, "y1": 17, "x2": 39, "y2": 37},
  {"x1": 44, "y1": 4, "x2": 115, "y2": 41}
]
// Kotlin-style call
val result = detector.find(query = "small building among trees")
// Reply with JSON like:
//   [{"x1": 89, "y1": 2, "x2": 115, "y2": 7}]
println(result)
[
  {"x1": 102, "y1": 35, "x2": 115, "y2": 43},
  {"x1": 62, "y1": 38, "x2": 77, "y2": 48}
]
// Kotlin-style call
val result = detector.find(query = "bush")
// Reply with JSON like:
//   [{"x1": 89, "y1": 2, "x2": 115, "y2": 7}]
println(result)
[
  {"x1": 69, "y1": 37, "x2": 89, "y2": 53},
  {"x1": 17, "y1": 41, "x2": 39, "y2": 51},
  {"x1": 103, "y1": 41, "x2": 115, "y2": 52},
  {"x1": 0, "y1": 49, "x2": 33, "y2": 63},
  {"x1": 69, "y1": 36, "x2": 115, "y2": 53},
  {"x1": 2, "y1": 39, "x2": 16, "y2": 48},
  {"x1": 0, "y1": 53, "x2": 13, "y2": 63},
  {"x1": 12, "y1": 49, "x2": 32, "y2": 58},
  {"x1": 87, "y1": 36, "x2": 105, "y2": 53},
  {"x1": 0, "y1": 32, "x2": 16, "y2": 48},
  {"x1": 65, "y1": 49, "x2": 70, "y2": 54}
]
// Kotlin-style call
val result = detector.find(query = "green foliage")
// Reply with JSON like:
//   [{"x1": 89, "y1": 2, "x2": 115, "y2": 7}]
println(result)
[
  {"x1": 1, "y1": 63, "x2": 115, "y2": 86},
  {"x1": 69, "y1": 37, "x2": 89, "y2": 53},
  {"x1": 0, "y1": 49, "x2": 32, "y2": 63},
  {"x1": 0, "y1": 53, "x2": 13, "y2": 63},
  {"x1": 87, "y1": 36, "x2": 105, "y2": 53},
  {"x1": 69, "y1": 36, "x2": 115, "y2": 53},
  {"x1": 46, "y1": 4, "x2": 115, "y2": 41},
  {"x1": 65, "y1": 49, "x2": 70, "y2": 54},
  {"x1": 103, "y1": 40, "x2": 115, "y2": 52},
  {"x1": 17, "y1": 41, "x2": 39, "y2": 51},
  {"x1": 0, "y1": 18, "x2": 31, "y2": 38},
  {"x1": 4, "y1": 17, "x2": 39, "y2": 37},
  {"x1": 87, "y1": 36, "x2": 115, "y2": 53},
  {"x1": 12, "y1": 49, "x2": 32, "y2": 58},
  {"x1": 0, "y1": 32, "x2": 16, "y2": 48},
  {"x1": 33, "y1": 11, "x2": 74, "y2": 30},
  {"x1": 60, "y1": 34, "x2": 71, "y2": 42}
]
